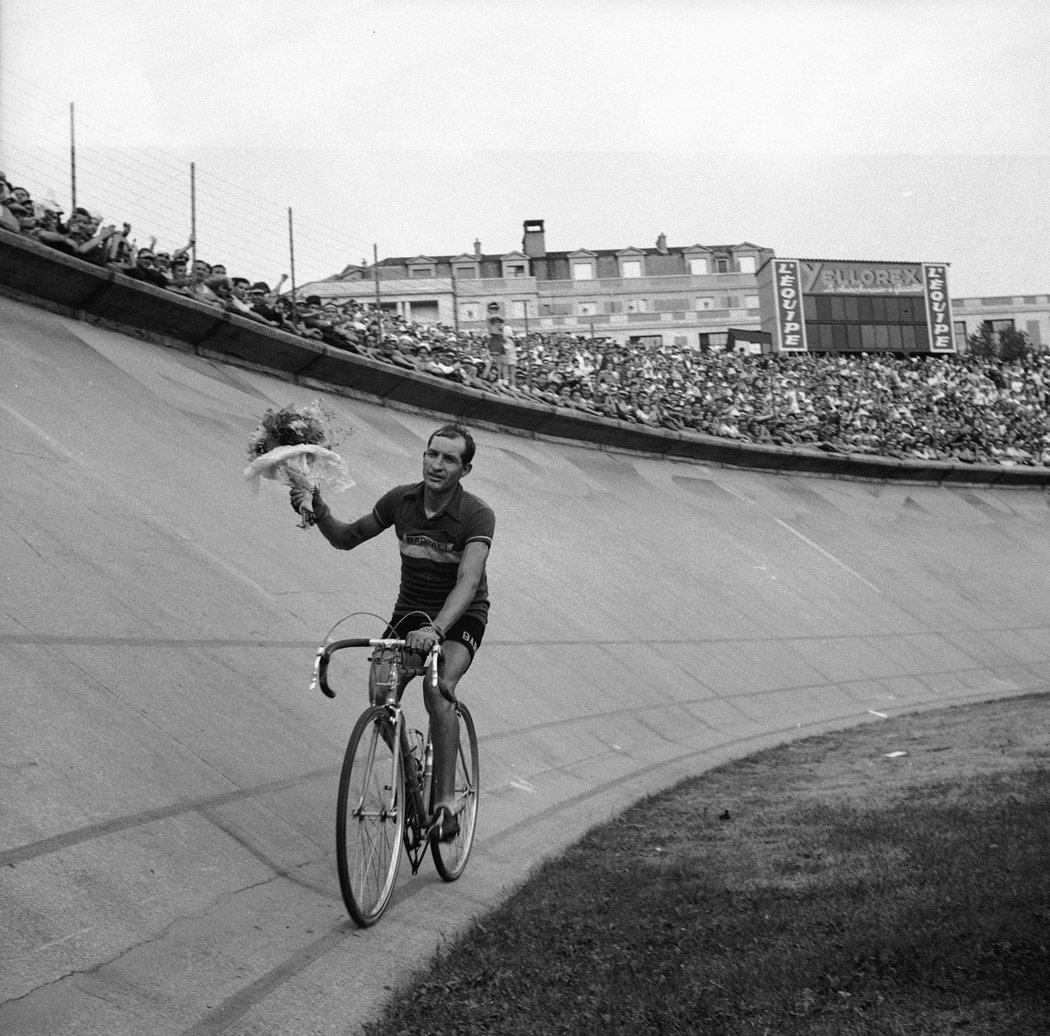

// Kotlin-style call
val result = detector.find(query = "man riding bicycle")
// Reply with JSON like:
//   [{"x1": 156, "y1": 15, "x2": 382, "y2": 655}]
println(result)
[{"x1": 292, "y1": 423, "x2": 494, "y2": 841}]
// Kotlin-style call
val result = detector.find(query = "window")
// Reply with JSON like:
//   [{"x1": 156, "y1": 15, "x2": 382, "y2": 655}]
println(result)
[
  {"x1": 621, "y1": 259, "x2": 643, "y2": 278},
  {"x1": 626, "y1": 299, "x2": 647, "y2": 313},
  {"x1": 506, "y1": 264, "x2": 527, "y2": 278},
  {"x1": 695, "y1": 297, "x2": 713, "y2": 310},
  {"x1": 572, "y1": 262, "x2": 594, "y2": 280},
  {"x1": 990, "y1": 319, "x2": 1016, "y2": 334},
  {"x1": 744, "y1": 295, "x2": 759, "y2": 309},
  {"x1": 409, "y1": 266, "x2": 434, "y2": 278},
  {"x1": 688, "y1": 258, "x2": 708, "y2": 275},
  {"x1": 954, "y1": 321, "x2": 967, "y2": 343},
  {"x1": 714, "y1": 257, "x2": 730, "y2": 273},
  {"x1": 577, "y1": 301, "x2": 598, "y2": 316},
  {"x1": 736, "y1": 256, "x2": 756, "y2": 274},
  {"x1": 454, "y1": 265, "x2": 478, "y2": 279},
  {"x1": 460, "y1": 303, "x2": 480, "y2": 321}
]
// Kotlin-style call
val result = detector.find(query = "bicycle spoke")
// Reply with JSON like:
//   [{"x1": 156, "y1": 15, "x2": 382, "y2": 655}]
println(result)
[
  {"x1": 431, "y1": 704, "x2": 480, "y2": 882},
  {"x1": 337, "y1": 708, "x2": 405, "y2": 926}
]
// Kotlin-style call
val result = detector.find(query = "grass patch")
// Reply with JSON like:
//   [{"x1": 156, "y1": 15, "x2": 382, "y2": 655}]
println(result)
[{"x1": 365, "y1": 695, "x2": 1050, "y2": 1035}]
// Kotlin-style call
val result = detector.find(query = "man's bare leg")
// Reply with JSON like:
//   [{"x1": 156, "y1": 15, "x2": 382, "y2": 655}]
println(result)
[{"x1": 425, "y1": 640, "x2": 473, "y2": 821}]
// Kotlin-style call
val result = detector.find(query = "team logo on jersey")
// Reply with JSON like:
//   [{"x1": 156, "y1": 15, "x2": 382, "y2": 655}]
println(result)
[{"x1": 400, "y1": 531, "x2": 462, "y2": 563}]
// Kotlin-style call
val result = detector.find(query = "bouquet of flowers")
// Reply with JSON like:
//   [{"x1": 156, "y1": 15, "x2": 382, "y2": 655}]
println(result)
[{"x1": 244, "y1": 399, "x2": 354, "y2": 527}]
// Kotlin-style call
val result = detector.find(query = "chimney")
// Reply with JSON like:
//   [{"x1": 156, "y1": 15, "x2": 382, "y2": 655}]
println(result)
[
  {"x1": 474, "y1": 238, "x2": 482, "y2": 257},
  {"x1": 522, "y1": 219, "x2": 546, "y2": 258},
  {"x1": 656, "y1": 232, "x2": 668, "y2": 254}
]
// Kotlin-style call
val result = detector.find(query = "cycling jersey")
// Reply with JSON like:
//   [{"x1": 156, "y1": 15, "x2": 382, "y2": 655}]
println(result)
[{"x1": 372, "y1": 481, "x2": 494, "y2": 623}]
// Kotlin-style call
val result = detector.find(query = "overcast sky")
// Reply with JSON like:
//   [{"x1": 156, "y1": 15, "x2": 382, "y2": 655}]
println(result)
[{"x1": 2, "y1": 0, "x2": 1048, "y2": 296}]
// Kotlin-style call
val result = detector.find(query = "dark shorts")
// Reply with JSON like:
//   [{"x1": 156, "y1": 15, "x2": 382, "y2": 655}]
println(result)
[{"x1": 386, "y1": 612, "x2": 486, "y2": 661}]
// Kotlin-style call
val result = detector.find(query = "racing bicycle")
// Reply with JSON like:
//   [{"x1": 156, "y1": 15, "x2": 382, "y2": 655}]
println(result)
[{"x1": 310, "y1": 615, "x2": 480, "y2": 927}]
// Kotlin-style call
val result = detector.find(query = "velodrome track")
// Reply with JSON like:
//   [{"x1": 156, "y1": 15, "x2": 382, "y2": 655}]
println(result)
[{"x1": 3, "y1": 293, "x2": 1050, "y2": 1035}]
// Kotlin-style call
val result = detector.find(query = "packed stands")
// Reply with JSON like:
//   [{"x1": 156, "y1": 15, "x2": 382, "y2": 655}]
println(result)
[{"x1": 3, "y1": 166, "x2": 1049, "y2": 468}]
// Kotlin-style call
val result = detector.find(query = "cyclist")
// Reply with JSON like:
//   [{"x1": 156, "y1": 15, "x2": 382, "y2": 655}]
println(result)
[{"x1": 292, "y1": 423, "x2": 494, "y2": 841}]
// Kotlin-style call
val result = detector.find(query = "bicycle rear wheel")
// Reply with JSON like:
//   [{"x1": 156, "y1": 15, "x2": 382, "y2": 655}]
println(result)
[
  {"x1": 336, "y1": 705, "x2": 404, "y2": 927},
  {"x1": 431, "y1": 703, "x2": 479, "y2": 882}
]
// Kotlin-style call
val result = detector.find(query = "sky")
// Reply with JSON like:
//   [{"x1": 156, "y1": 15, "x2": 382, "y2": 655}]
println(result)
[{"x1": 2, "y1": 0, "x2": 1049, "y2": 296}]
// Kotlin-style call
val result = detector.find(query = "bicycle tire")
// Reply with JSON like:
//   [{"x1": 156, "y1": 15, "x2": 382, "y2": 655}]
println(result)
[
  {"x1": 431, "y1": 703, "x2": 479, "y2": 882},
  {"x1": 336, "y1": 705, "x2": 405, "y2": 927}
]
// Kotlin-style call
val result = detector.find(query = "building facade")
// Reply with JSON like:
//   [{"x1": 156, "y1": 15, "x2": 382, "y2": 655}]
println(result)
[
  {"x1": 299, "y1": 220, "x2": 1050, "y2": 354},
  {"x1": 951, "y1": 293, "x2": 1050, "y2": 350},
  {"x1": 299, "y1": 220, "x2": 775, "y2": 350}
]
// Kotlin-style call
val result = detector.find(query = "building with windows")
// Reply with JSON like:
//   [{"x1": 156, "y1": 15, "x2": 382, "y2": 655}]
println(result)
[
  {"x1": 951, "y1": 294, "x2": 1050, "y2": 350},
  {"x1": 299, "y1": 220, "x2": 1050, "y2": 354},
  {"x1": 299, "y1": 220, "x2": 774, "y2": 350}
]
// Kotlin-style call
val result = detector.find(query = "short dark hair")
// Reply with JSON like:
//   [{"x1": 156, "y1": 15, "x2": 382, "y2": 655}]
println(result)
[{"x1": 427, "y1": 423, "x2": 475, "y2": 466}]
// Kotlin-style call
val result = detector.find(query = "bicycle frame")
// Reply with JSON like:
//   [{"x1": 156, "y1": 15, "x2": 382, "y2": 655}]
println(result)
[
  {"x1": 315, "y1": 637, "x2": 444, "y2": 869},
  {"x1": 317, "y1": 631, "x2": 479, "y2": 925}
]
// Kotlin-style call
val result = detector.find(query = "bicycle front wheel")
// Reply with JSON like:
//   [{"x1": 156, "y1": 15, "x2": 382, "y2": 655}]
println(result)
[
  {"x1": 336, "y1": 705, "x2": 404, "y2": 927},
  {"x1": 431, "y1": 703, "x2": 479, "y2": 882}
]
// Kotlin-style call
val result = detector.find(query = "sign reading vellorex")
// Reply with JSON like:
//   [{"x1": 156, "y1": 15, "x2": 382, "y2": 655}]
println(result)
[
  {"x1": 923, "y1": 264, "x2": 955, "y2": 352},
  {"x1": 800, "y1": 261, "x2": 924, "y2": 295},
  {"x1": 772, "y1": 259, "x2": 807, "y2": 352}
]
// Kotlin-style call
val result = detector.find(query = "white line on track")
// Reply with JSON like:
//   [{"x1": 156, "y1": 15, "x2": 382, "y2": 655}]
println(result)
[{"x1": 773, "y1": 517, "x2": 882, "y2": 594}]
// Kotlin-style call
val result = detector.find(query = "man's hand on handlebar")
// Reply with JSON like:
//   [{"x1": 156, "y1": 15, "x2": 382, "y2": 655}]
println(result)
[{"x1": 405, "y1": 624, "x2": 443, "y2": 656}]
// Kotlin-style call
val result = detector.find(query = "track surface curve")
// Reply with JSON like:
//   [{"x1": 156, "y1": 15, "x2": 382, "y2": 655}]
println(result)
[{"x1": 3, "y1": 295, "x2": 1050, "y2": 1034}]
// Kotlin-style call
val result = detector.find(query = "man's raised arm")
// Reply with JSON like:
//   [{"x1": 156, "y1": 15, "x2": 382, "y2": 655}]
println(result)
[{"x1": 291, "y1": 487, "x2": 385, "y2": 550}]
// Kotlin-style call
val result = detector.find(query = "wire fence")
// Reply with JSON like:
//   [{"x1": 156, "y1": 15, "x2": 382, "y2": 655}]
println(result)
[{"x1": 0, "y1": 67, "x2": 378, "y2": 290}]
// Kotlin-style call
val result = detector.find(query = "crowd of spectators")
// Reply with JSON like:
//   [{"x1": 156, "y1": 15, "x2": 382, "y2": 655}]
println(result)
[{"x1": 4, "y1": 170, "x2": 1050, "y2": 468}]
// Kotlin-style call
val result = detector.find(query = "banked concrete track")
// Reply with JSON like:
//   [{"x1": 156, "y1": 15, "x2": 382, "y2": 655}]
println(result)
[{"x1": 3, "y1": 294, "x2": 1050, "y2": 1034}]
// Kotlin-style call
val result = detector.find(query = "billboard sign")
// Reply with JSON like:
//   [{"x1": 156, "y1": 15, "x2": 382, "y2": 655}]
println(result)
[
  {"x1": 923, "y1": 264, "x2": 955, "y2": 352},
  {"x1": 799, "y1": 260, "x2": 924, "y2": 296},
  {"x1": 772, "y1": 259, "x2": 807, "y2": 352}
]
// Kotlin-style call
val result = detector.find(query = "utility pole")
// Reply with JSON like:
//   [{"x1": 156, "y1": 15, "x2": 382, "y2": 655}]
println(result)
[{"x1": 373, "y1": 244, "x2": 382, "y2": 343}]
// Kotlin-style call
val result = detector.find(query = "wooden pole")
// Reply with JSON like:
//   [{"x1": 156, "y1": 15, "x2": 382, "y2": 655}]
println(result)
[
  {"x1": 288, "y1": 207, "x2": 297, "y2": 298},
  {"x1": 373, "y1": 243, "x2": 382, "y2": 343},
  {"x1": 190, "y1": 162, "x2": 197, "y2": 267},
  {"x1": 289, "y1": 207, "x2": 298, "y2": 321},
  {"x1": 69, "y1": 103, "x2": 77, "y2": 212}
]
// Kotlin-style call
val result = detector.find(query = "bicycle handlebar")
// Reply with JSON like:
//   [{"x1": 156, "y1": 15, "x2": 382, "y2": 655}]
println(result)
[{"x1": 310, "y1": 637, "x2": 443, "y2": 700}]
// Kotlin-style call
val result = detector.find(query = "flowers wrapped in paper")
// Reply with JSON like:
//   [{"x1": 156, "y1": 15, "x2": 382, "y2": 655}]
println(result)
[{"x1": 244, "y1": 400, "x2": 354, "y2": 526}]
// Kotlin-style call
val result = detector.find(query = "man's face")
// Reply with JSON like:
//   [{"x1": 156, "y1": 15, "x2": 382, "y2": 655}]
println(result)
[{"x1": 423, "y1": 434, "x2": 469, "y2": 493}]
